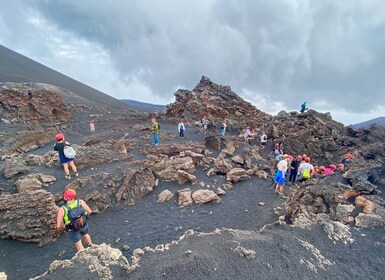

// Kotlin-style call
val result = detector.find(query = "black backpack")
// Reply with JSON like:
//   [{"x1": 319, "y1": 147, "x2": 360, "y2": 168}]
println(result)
[{"x1": 64, "y1": 200, "x2": 86, "y2": 231}]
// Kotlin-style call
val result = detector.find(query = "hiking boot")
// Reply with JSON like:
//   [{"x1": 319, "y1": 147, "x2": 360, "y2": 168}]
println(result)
[{"x1": 65, "y1": 175, "x2": 71, "y2": 180}]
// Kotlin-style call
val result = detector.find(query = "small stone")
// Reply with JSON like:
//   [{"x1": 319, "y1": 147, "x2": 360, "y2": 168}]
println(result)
[
  {"x1": 200, "y1": 182, "x2": 205, "y2": 187},
  {"x1": 122, "y1": 245, "x2": 130, "y2": 251},
  {"x1": 114, "y1": 238, "x2": 121, "y2": 244},
  {"x1": 259, "y1": 202, "x2": 265, "y2": 206},
  {"x1": 185, "y1": 250, "x2": 192, "y2": 255}
]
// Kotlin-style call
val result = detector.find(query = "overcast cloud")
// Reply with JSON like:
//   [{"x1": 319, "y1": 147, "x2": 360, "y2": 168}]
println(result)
[{"x1": 0, "y1": 0, "x2": 384, "y2": 124}]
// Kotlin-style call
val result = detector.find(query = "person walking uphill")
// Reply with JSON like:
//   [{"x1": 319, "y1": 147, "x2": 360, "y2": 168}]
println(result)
[
  {"x1": 54, "y1": 133, "x2": 78, "y2": 179},
  {"x1": 56, "y1": 189, "x2": 93, "y2": 251},
  {"x1": 151, "y1": 118, "x2": 159, "y2": 145},
  {"x1": 274, "y1": 154, "x2": 289, "y2": 196}
]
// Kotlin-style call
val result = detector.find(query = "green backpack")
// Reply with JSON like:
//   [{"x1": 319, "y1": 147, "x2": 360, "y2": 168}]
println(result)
[{"x1": 303, "y1": 168, "x2": 311, "y2": 179}]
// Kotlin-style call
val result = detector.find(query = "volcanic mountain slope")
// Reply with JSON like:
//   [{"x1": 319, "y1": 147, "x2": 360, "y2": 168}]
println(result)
[{"x1": 0, "y1": 44, "x2": 127, "y2": 110}]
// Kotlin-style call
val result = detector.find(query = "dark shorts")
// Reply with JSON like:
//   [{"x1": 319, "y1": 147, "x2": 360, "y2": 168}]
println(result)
[
  {"x1": 260, "y1": 142, "x2": 267, "y2": 146},
  {"x1": 59, "y1": 153, "x2": 74, "y2": 164},
  {"x1": 68, "y1": 223, "x2": 89, "y2": 243}
]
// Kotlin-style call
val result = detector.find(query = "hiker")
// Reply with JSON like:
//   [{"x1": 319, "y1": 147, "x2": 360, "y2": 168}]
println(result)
[
  {"x1": 260, "y1": 131, "x2": 267, "y2": 148},
  {"x1": 178, "y1": 120, "x2": 185, "y2": 138},
  {"x1": 313, "y1": 165, "x2": 325, "y2": 178},
  {"x1": 274, "y1": 154, "x2": 289, "y2": 196},
  {"x1": 151, "y1": 118, "x2": 159, "y2": 145},
  {"x1": 337, "y1": 163, "x2": 345, "y2": 172},
  {"x1": 244, "y1": 126, "x2": 251, "y2": 145},
  {"x1": 201, "y1": 116, "x2": 208, "y2": 129},
  {"x1": 269, "y1": 143, "x2": 283, "y2": 161},
  {"x1": 300, "y1": 102, "x2": 308, "y2": 113},
  {"x1": 288, "y1": 155, "x2": 302, "y2": 184},
  {"x1": 298, "y1": 157, "x2": 314, "y2": 181},
  {"x1": 323, "y1": 164, "x2": 336, "y2": 176},
  {"x1": 220, "y1": 119, "x2": 227, "y2": 136},
  {"x1": 54, "y1": 133, "x2": 78, "y2": 180},
  {"x1": 341, "y1": 153, "x2": 353, "y2": 166},
  {"x1": 56, "y1": 189, "x2": 93, "y2": 251},
  {"x1": 89, "y1": 120, "x2": 95, "y2": 133}
]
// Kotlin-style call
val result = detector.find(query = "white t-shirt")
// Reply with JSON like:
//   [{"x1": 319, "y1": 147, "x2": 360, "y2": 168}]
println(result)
[
  {"x1": 299, "y1": 163, "x2": 313, "y2": 174},
  {"x1": 260, "y1": 134, "x2": 267, "y2": 143},
  {"x1": 277, "y1": 159, "x2": 288, "y2": 173}
]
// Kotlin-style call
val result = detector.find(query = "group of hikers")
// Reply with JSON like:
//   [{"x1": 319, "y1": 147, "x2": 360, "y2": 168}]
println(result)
[
  {"x1": 272, "y1": 144, "x2": 353, "y2": 196},
  {"x1": 52, "y1": 101, "x2": 318, "y2": 251}
]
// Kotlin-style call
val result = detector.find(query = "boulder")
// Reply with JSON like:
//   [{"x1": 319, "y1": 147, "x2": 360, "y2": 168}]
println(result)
[
  {"x1": 158, "y1": 190, "x2": 174, "y2": 203},
  {"x1": 177, "y1": 170, "x2": 197, "y2": 185},
  {"x1": 2, "y1": 157, "x2": 30, "y2": 179},
  {"x1": 15, "y1": 174, "x2": 43, "y2": 192},
  {"x1": 214, "y1": 155, "x2": 233, "y2": 174},
  {"x1": 226, "y1": 168, "x2": 253, "y2": 183},
  {"x1": 191, "y1": 189, "x2": 221, "y2": 205},
  {"x1": 355, "y1": 213, "x2": 385, "y2": 228},
  {"x1": 177, "y1": 188, "x2": 193, "y2": 207}
]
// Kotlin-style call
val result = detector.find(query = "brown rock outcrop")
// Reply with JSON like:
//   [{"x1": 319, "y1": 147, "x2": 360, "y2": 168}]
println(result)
[
  {"x1": 158, "y1": 190, "x2": 174, "y2": 203},
  {"x1": 0, "y1": 190, "x2": 58, "y2": 245},
  {"x1": 177, "y1": 188, "x2": 193, "y2": 207},
  {"x1": 226, "y1": 168, "x2": 254, "y2": 183}
]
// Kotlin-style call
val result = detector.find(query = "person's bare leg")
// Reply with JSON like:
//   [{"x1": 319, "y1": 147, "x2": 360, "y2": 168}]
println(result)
[
  {"x1": 74, "y1": 240, "x2": 84, "y2": 251},
  {"x1": 82, "y1": 234, "x2": 92, "y2": 246},
  {"x1": 63, "y1": 163, "x2": 70, "y2": 177},
  {"x1": 69, "y1": 161, "x2": 77, "y2": 173},
  {"x1": 279, "y1": 184, "x2": 285, "y2": 194}
]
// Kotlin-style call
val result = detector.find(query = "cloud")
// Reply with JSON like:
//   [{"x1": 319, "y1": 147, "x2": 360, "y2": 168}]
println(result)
[{"x1": 0, "y1": 0, "x2": 384, "y2": 124}]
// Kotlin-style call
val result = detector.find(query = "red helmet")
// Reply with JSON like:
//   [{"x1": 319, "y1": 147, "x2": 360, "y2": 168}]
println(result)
[
  {"x1": 55, "y1": 133, "x2": 64, "y2": 141},
  {"x1": 346, "y1": 153, "x2": 352, "y2": 159},
  {"x1": 274, "y1": 143, "x2": 279, "y2": 147},
  {"x1": 319, "y1": 166, "x2": 326, "y2": 171},
  {"x1": 63, "y1": 189, "x2": 76, "y2": 199},
  {"x1": 329, "y1": 164, "x2": 337, "y2": 170},
  {"x1": 305, "y1": 157, "x2": 311, "y2": 163}
]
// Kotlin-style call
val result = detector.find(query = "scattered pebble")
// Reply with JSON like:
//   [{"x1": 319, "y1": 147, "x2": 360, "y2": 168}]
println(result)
[
  {"x1": 259, "y1": 202, "x2": 265, "y2": 206},
  {"x1": 122, "y1": 245, "x2": 130, "y2": 251},
  {"x1": 114, "y1": 238, "x2": 121, "y2": 244},
  {"x1": 185, "y1": 250, "x2": 192, "y2": 255}
]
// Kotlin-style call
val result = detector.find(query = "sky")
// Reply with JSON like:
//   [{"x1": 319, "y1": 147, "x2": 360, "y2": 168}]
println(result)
[{"x1": 0, "y1": 0, "x2": 384, "y2": 125}]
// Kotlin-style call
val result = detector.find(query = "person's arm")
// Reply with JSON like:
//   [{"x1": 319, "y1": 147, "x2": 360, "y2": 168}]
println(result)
[
  {"x1": 56, "y1": 207, "x2": 65, "y2": 230},
  {"x1": 80, "y1": 199, "x2": 92, "y2": 215}
]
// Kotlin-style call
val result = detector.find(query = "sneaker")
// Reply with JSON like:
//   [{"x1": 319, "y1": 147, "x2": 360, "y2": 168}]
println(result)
[
  {"x1": 74, "y1": 172, "x2": 79, "y2": 177},
  {"x1": 65, "y1": 175, "x2": 71, "y2": 180}
]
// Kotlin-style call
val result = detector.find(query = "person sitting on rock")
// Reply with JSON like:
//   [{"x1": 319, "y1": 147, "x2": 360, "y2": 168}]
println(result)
[
  {"x1": 323, "y1": 164, "x2": 336, "y2": 176},
  {"x1": 313, "y1": 165, "x2": 325, "y2": 179},
  {"x1": 337, "y1": 163, "x2": 345, "y2": 172},
  {"x1": 341, "y1": 153, "x2": 353, "y2": 166},
  {"x1": 56, "y1": 188, "x2": 93, "y2": 251},
  {"x1": 274, "y1": 154, "x2": 289, "y2": 196},
  {"x1": 269, "y1": 143, "x2": 283, "y2": 161},
  {"x1": 298, "y1": 157, "x2": 314, "y2": 181},
  {"x1": 54, "y1": 133, "x2": 78, "y2": 180}
]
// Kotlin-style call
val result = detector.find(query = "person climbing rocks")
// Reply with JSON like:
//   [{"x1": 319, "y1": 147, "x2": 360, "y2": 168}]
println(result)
[
  {"x1": 56, "y1": 188, "x2": 93, "y2": 251},
  {"x1": 89, "y1": 120, "x2": 95, "y2": 133},
  {"x1": 300, "y1": 102, "x2": 308, "y2": 113},
  {"x1": 54, "y1": 133, "x2": 78, "y2": 179},
  {"x1": 274, "y1": 154, "x2": 289, "y2": 196},
  {"x1": 298, "y1": 156, "x2": 314, "y2": 181},
  {"x1": 220, "y1": 119, "x2": 227, "y2": 136},
  {"x1": 151, "y1": 118, "x2": 159, "y2": 145},
  {"x1": 260, "y1": 131, "x2": 267, "y2": 148},
  {"x1": 288, "y1": 155, "x2": 302, "y2": 184},
  {"x1": 313, "y1": 165, "x2": 326, "y2": 179},
  {"x1": 269, "y1": 143, "x2": 283, "y2": 161},
  {"x1": 178, "y1": 120, "x2": 185, "y2": 138}
]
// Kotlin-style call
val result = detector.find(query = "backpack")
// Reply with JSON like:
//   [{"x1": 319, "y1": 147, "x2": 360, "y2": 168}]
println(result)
[
  {"x1": 64, "y1": 145, "x2": 76, "y2": 159},
  {"x1": 157, "y1": 124, "x2": 160, "y2": 130},
  {"x1": 64, "y1": 200, "x2": 86, "y2": 231},
  {"x1": 303, "y1": 168, "x2": 311, "y2": 179}
]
